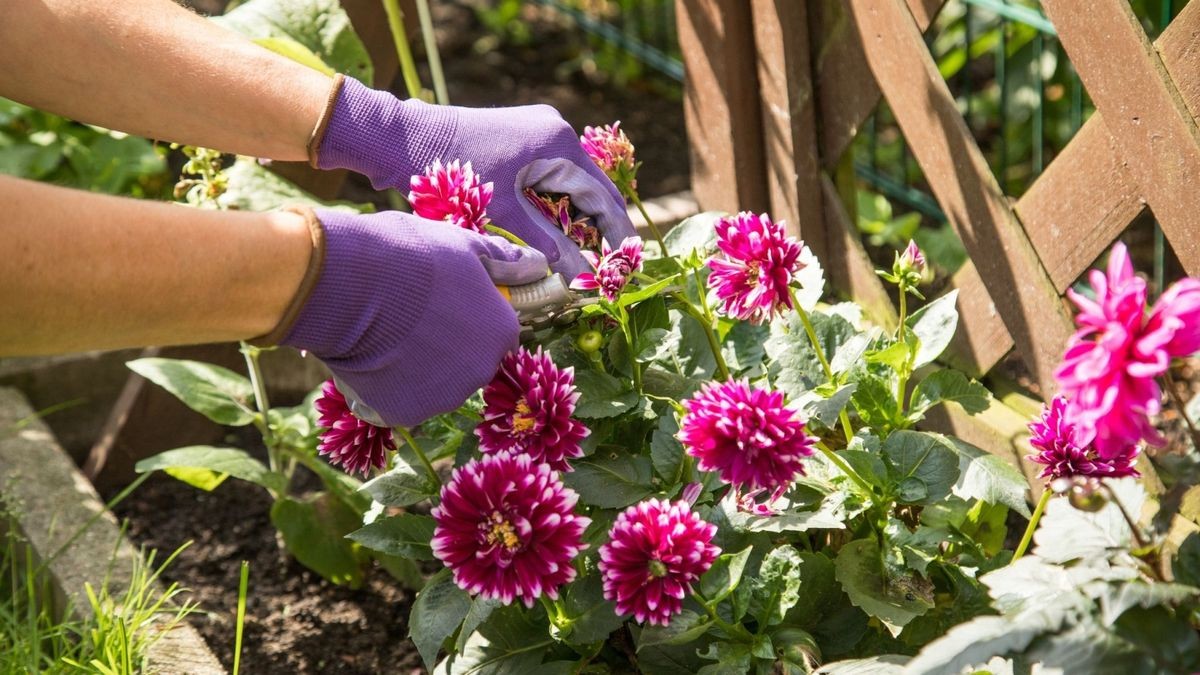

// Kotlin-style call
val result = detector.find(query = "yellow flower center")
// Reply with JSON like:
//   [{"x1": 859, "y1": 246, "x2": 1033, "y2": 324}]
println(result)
[
  {"x1": 484, "y1": 511, "x2": 521, "y2": 551},
  {"x1": 511, "y1": 398, "x2": 536, "y2": 434},
  {"x1": 745, "y1": 261, "x2": 762, "y2": 286}
]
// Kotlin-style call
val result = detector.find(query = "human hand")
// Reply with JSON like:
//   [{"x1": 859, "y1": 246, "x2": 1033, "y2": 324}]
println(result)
[
  {"x1": 273, "y1": 207, "x2": 548, "y2": 428},
  {"x1": 309, "y1": 76, "x2": 636, "y2": 281}
]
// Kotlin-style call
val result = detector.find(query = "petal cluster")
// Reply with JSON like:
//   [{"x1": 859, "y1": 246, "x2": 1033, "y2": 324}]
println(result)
[
  {"x1": 1026, "y1": 395, "x2": 1139, "y2": 481},
  {"x1": 1055, "y1": 243, "x2": 1200, "y2": 454},
  {"x1": 598, "y1": 498, "x2": 719, "y2": 626},
  {"x1": 408, "y1": 159, "x2": 493, "y2": 233},
  {"x1": 314, "y1": 379, "x2": 395, "y2": 476},
  {"x1": 677, "y1": 380, "x2": 815, "y2": 493},
  {"x1": 570, "y1": 236, "x2": 644, "y2": 301},
  {"x1": 580, "y1": 121, "x2": 637, "y2": 191},
  {"x1": 431, "y1": 453, "x2": 589, "y2": 607},
  {"x1": 707, "y1": 212, "x2": 823, "y2": 324},
  {"x1": 476, "y1": 347, "x2": 589, "y2": 472},
  {"x1": 524, "y1": 188, "x2": 601, "y2": 251}
]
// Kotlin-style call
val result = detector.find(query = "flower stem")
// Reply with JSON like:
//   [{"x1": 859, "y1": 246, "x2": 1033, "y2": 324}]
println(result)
[
  {"x1": 617, "y1": 304, "x2": 643, "y2": 394},
  {"x1": 629, "y1": 192, "x2": 668, "y2": 255},
  {"x1": 814, "y1": 440, "x2": 874, "y2": 498},
  {"x1": 672, "y1": 292, "x2": 731, "y2": 381},
  {"x1": 700, "y1": 599, "x2": 751, "y2": 641},
  {"x1": 396, "y1": 426, "x2": 440, "y2": 488},
  {"x1": 1013, "y1": 488, "x2": 1052, "y2": 561},
  {"x1": 240, "y1": 342, "x2": 279, "y2": 476},
  {"x1": 483, "y1": 223, "x2": 530, "y2": 248},
  {"x1": 1164, "y1": 369, "x2": 1200, "y2": 451},
  {"x1": 414, "y1": 0, "x2": 448, "y2": 105},
  {"x1": 381, "y1": 0, "x2": 425, "y2": 100},
  {"x1": 789, "y1": 287, "x2": 855, "y2": 441},
  {"x1": 896, "y1": 283, "x2": 910, "y2": 412}
]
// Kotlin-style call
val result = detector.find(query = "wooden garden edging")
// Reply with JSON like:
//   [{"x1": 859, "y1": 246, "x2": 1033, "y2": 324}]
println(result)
[{"x1": 676, "y1": 0, "x2": 1200, "y2": 484}]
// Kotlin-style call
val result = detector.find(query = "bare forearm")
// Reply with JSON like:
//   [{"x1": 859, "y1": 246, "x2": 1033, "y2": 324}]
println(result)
[
  {"x1": 0, "y1": 174, "x2": 311, "y2": 355},
  {"x1": 0, "y1": 0, "x2": 332, "y2": 160}
]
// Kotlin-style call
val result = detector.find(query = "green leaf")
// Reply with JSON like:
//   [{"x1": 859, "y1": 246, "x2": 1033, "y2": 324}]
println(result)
[
  {"x1": 849, "y1": 371, "x2": 901, "y2": 433},
  {"x1": 1172, "y1": 532, "x2": 1200, "y2": 587},
  {"x1": 1095, "y1": 581, "x2": 1199, "y2": 626},
  {"x1": 558, "y1": 574, "x2": 625, "y2": 644},
  {"x1": 573, "y1": 370, "x2": 639, "y2": 419},
  {"x1": 443, "y1": 605, "x2": 552, "y2": 675},
  {"x1": 650, "y1": 415, "x2": 685, "y2": 484},
  {"x1": 346, "y1": 513, "x2": 436, "y2": 560},
  {"x1": 866, "y1": 340, "x2": 914, "y2": 373},
  {"x1": 904, "y1": 614, "x2": 1052, "y2": 675},
  {"x1": 767, "y1": 311, "x2": 857, "y2": 400},
  {"x1": 907, "y1": 290, "x2": 959, "y2": 367},
  {"x1": 218, "y1": 157, "x2": 371, "y2": 213},
  {"x1": 213, "y1": 0, "x2": 373, "y2": 83},
  {"x1": 636, "y1": 609, "x2": 712, "y2": 650},
  {"x1": 253, "y1": 36, "x2": 335, "y2": 75},
  {"x1": 834, "y1": 538, "x2": 934, "y2": 636},
  {"x1": 882, "y1": 431, "x2": 960, "y2": 505},
  {"x1": 127, "y1": 357, "x2": 254, "y2": 426},
  {"x1": 563, "y1": 455, "x2": 654, "y2": 508},
  {"x1": 360, "y1": 460, "x2": 436, "y2": 507},
  {"x1": 814, "y1": 656, "x2": 908, "y2": 674},
  {"x1": 909, "y1": 369, "x2": 990, "y2": 417},
  {"x1": 410, "y1": 571, "x2": 471, "y2": 672},
  {"x1": 619, "y1": 275, "x2": 682, "y2": 307},
  {"x1": 664, "y1": 211, "x2": 723, "y2": 258},
  {"x1": 794, "y1": 384, "x2": 857, "y2": 429},
  {"x1": 696, "y1": 641, "x2": 753, "y2": 674},
  {"x1": 1032, "y1": 478, "x2": 1146, "y2": 564},
  {"x1": 829, "y1": 333, "x2": 873, "y2": 376},
  {"x1": 720, "y1": 491, "x2": 850, "y2": 533},
  {"x1": 945, "y1": 436, "x2": 1031, "y2": 517},
  {"x1": 270, "y1": 493, "x2": 363, "y2": 586},
  {"x1": 455, "y1": 597, "x2": 502, "y2": 653},
  {"x1": 750, "y1": 545, "x2": 804, "y2": 626},
  {"x1": 136, "y1": 446, "x2": 285, "y2": 494},
  {"x1": 699, "y1": 546, "x2": 752, "y2": 604}
]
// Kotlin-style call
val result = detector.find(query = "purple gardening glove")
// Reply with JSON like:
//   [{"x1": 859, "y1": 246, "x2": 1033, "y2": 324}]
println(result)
[
  {"x1": 280, "y1": 208, "x2": 548, "y2": 428},
  {"x1": 311, "y1": 76, "x2": 636, "y2": 281}
]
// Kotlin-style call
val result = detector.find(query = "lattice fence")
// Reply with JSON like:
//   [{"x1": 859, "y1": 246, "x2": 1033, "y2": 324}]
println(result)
[{"x1": 677, "y1": 0, "x2": 1200, "y2": 482}]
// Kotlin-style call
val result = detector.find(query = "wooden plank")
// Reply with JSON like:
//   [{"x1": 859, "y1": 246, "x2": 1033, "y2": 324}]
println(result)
[
  {"x1": 943, "y1": 262, "x2": 1014, "y2": 377},
  {"x1": 750, "y1": 0, "x2": 828, "y2": 261},
  {"x1": 844, "y1": 0, "x2": 1074, "y2": 396},
  {"x1": 1042, "y1": 0, "x2": 1200, "y2": 275},
  {"x1": 820, "y1": 175, "x2": 897, "y2": 329},
  {"x1": 676, "y1": 0, "x2": 770, "y2": 214}
]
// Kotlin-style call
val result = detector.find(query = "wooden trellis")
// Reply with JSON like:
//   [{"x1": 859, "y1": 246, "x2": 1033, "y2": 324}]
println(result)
[{"x1": 677, "y1": 0, "x2": 1200, "y2": 481}]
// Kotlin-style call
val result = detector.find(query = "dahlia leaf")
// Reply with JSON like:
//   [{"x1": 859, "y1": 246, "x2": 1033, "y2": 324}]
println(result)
[
  {"x1": 563, "y1": 455, "x2": 653, "y2": 508},
  {"x1": 663, "y1": 211, "x2": 723, "y2": 258},
  {"x1": 217, "y1": 157, "x2": 373, "y2": 214},
  {"x1": 1095, "y1": 581, "x2": 1199, "y2": 626},
  {"x1": 882, "y1": 431, "x2": 960, "y2": 506},
  {"x1": 812, "y1": 655, "x2": 908, "y2": 674},
  {"x1": 849, "y1": 372, "x2": 902, "y2": 433},
  {"x1": 720, "y1": 492, "x2": 850, "y2": 533},
  {"x1": 127, "y1": 357, "x2": 255, "y2": 426},
  {"x1": 454, "y1": 597, "x2": 502, "y2": 654},
  {"x1": 573, "y1": 370, "x2": 639, "y2": 419},
  {"x1": 270, "y1": 494, "x2": 364, "y2": 587},
  {"x1": 698, "y1": 546, "x2": 752, "y2": 604},
  {"x1": 619, "y1": 275, "x2": 681, "y2": 308},
  {"x1": 411, "y1": 571, "x2": 471, "y2": 672},
  {"x1": 136, "y1": 445, "x2": 286, "y2": 494},
  {"x1": 650, "y1": 415, "x2": 686, "y2": 485},
  {"x1": 696, "y1": 641, "x2": 753, "y2": 673},
  {"x1": 360, "y1": 460, "x2": 436, "y2": 507},
  {"x1": 443, "y1": 605, "x2": 552, "y2": 675},
  {"x1": 833, "y1": 538, "x2": 933, "y2": 637},
  {"x1": 749, "y1": 545, "x2": 804, "y2": 627},
  {"x1": 829, "y1": 333, "x2": 873, "y2": 376},
  {"x1": 1173, "y1": 533, "x2": 1200, "y2": 587},
  {"x1": 558, "y1": 575, "x2": 625, "y2": 645},
  {"x1": 906, "y1": 289, "x2": 960, "y2": 368},
  {"x1": 346, "y1": 513, "x2": 436, "y2": 560},
  {"x1": 635, "y1": 610, "x2": 712, "y2": 650},
  {"x1": 902, "y1": 614, "x2": 1052, "y2": 675},
  {"x1": 1032, "y1": 478, "x2": 1146, "y2": 564},
  {"x1": 794, "y1": 383, "x2": 857, "y2": 430},
  {"x1": 908, "y1": 369, "x2": 990, "y2": 419},
  {"x1": 767, "y1": 311, "x2": 857, "y2": 399},
  {"x1": 944, "y1": 435, "x2": 1031, "y2": 517}
]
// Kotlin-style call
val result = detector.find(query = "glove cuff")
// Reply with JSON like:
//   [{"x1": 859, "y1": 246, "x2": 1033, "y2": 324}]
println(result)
[
  {"x1": 309, "y1": 75, "x2": 458, "y2": 189},
  {"x1": 249, "y1": 206, "x2": 327, "y2": 347}
]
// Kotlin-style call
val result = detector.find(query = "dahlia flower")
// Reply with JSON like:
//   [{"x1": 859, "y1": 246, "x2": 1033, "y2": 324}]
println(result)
[
  {"x1": 598, "y1": 498, "x2": 719, "y2": 626},
  {"x1": 900, "y1": 239, "x2": 926, "y2": 275},
  {"x1": 1027, "y1": 395, "x2": 1139, "y2": 481},
  {"x1": 677, "y1": 380, "x2": 815, "y2": 495},
  {"x1": 408, "y1": 159, "x2": 492, "y2": 233},
  {"x1": 314, "y1": 379, "x2": 395, "y2": 476},
  {"x1": 476, "y1": 347, "x2": 589, "y2": 471},
  {"x1": 570, "y1": 236, "x2": 644, "y2": 301},
  {"x1": 431, "y1": 453, "x2": 589, "y2": 607},
  {"x1": 580, "y1": 121, "x2": 638, "y2": 192},
  {"x1": 524, "y1": 188, "x2": 601, "y2": 251},
  {"x1": 707, "y1": 212, "x2": 824, "y2": 324}
]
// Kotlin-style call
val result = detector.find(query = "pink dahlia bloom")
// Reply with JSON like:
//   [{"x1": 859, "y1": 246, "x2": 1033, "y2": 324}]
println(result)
[
  {"x1": 580, "y1": 121, "x2": 637, "y2": 191},
  {"x1": 677, "y1": 380, "x2": 815, "y2": 494},
  {"x1": 1146, "y1": 277, "x2": 1200, "y2": 359},
  {"x1": 408, "y1": 159, "x2": 493, "y2": 233},
  {"x1": 431, "y1": 453, "x2": 589, "y2": 607},
  {"x1": 598, "y1": 498, "x2": 719, "y2": 626},
  {"x1": 476, "y1": 347, "x2": 589, "y2": 471},
  {"x1": 1055, "y1": 242, "x2": 1174, "y2": 455},
  {"x1": 1027, "y1": 396, "x2": 1139, "y2": 481},
  {"x1": 570, "y1": 236, "x2": 644, "y2": 301},
  {"x1": 314, "y1": 379, "x2": 395, "y2": 476},
  {"x1": 707, "y1": 212, "x2": 824, "y2": 324},
  {"x1": 524, "y1": 188, "x2": 601, "y2": 251}
]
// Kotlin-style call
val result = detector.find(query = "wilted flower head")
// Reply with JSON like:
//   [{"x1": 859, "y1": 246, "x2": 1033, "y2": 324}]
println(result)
[
  {"x1": 598, "y1": 498, "x2": 719, "y2": 626},
  {"x1": 581, "y1": 121, "x2": 637, "y2": 192},
  {"x1": 677, "y1": 380, "x2": 815, "y2": 494},
  {"x1": 570, "y1": 236, "x2": 644, "y2": 301},
  {"x1": 408, "y1": 159, "x2": 493, "y2": 233},
  {"x1": 524, "y1": 188, "x2": 601, "y2": 251},
  {"x1": 1055, "y1": 242, "x2": 1175, "y2": 455},
  {"x1": 707, "y1": 212, "x2": 824, "y2": 324},
  {"x1": 1027, "y1": 395, "x2": 1139, "y2": 481},
  {"x1": 476, "y1": 347, "x2": 589, "y2": 472},
  {"x1": 314, "y1": 379, "x2": 395, "y2": 476},
  {"x1": 431, "y1": 453, "x2": 589, "y2": 607}
]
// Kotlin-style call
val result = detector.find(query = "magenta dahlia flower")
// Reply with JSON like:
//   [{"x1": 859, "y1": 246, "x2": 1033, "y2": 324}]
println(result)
[
  {"x1": 570, "y1": 236, "x2": 644, "y2": 301},
  {"x1": 677, "y1": 380, "x2": 815, "y2": 495},
  {"x1": 707, "y1": 212, "x2": 824, "y2": 324},
  {"x1": 598, "y1": 498, "x2": 719, "y2": 626},
  {"x1": 1146, "y1": 277, "x2": 1200, "y2": 360},
  {"x1": 476, "y1": 347, "x2": 588, "y2": 471},
  {"x1": 1027, "y1": 395, "x2": 1139, "y2": 481},
  {"x1": 524, "y1": 188, "x2": 601, "y2": 251},
  {"x1": 580, "y1": 121, "x2": 637, "y2": 192},
  {"x1": 314, "y1": 379, "x2": 395, "y2": 476},
  {"x1": 407, "y1": 159, "x2": 493, "y2": 233},
  {"x1": 431, "y1": 453, "x2": 589, "y2": 607},
  {"x1": 1054, "y1": 242, "x2": 1176, "y2": 455}
]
